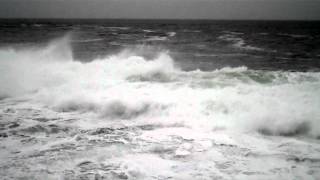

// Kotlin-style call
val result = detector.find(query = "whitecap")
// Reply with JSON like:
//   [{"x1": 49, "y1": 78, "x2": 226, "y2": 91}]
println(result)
[{"x1": 1, "y1": 34, "x2": 320, "y2": 138}]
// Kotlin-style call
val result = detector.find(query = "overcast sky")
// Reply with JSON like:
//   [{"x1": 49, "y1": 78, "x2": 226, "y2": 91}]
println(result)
[{"x1": 0, "y1": 0, "x2": 320, "y2": 20}]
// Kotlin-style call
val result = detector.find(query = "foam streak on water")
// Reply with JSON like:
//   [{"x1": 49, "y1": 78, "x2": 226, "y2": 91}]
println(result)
[{"x1": 1, "y1": 36, "x2": 320, "y2": 179}]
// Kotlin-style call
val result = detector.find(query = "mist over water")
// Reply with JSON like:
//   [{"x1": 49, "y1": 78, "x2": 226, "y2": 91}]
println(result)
[{"x1": 1, "y1": 20, "x2": 320, "y2": 179}]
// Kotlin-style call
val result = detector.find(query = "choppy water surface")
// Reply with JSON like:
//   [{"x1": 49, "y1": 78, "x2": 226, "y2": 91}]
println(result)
[{"x1": 0, "y1": 20, "x2": 320, "y2": 179}]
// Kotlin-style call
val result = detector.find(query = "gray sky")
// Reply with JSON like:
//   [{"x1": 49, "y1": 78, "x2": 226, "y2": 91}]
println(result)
[{"x1": 1, "y1": 0, "x2": 320, "y2": 20}]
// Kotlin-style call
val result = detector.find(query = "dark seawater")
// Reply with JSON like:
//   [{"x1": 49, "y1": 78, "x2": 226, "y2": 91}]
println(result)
[{"x1": 1, "y1": 19, "x2": 320, "y2": 71}]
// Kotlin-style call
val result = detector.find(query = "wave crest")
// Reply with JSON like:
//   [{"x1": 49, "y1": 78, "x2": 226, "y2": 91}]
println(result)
[{"x1": 0, "y1": 36, "x2": 177, "y2": 98}]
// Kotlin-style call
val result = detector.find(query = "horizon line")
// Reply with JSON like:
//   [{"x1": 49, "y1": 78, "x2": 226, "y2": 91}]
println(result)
[{"x1": 1, "y1": 18, "x2": 320, "y2": 22}]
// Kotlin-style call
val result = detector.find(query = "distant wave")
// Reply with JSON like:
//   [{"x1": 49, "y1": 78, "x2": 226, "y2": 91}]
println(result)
[
  {"x1": 182, "y1": 30, "x2": 201, "y2": 33},
  {"x1": 258, "y1": 32, "x2": 269, "y2": 36},
  {"x1": 142, "y1": 29, "x2": 156, "y2": 33},
  {"x1": 222, "y1": 31, "x2": 244, "y2": 35},
  {"x1": 218, "y1": 33, "x2": 264, "y2": 51},
  {"x1": 144, "y1": 36, "x2": 168, "y2": 41},
  {"x1": 106, "y1": 27, "x2": 131, "y2": 30},
  {"x1": 33, "y1": 24, "x2": 45, "y2": 27},
  {"x1": 72, "y1": 38, "x2": 104, "y2": 43},
  {"x1": 278, "y1": 33, "x2": 309, "y2": 38},
  {"x1": 141, "y1": 31, "x2": 176, "y2": 42}
]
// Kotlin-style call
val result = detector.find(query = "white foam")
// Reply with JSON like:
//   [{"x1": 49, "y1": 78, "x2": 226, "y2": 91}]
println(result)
[
  {"x1": 142, "y1": 29, "x2": 155, "y2": 33},
  {"x1": 1, "y1": 35, "x2": 320, "y2": 138},
  {"x1": 167, "y1": 32, "x2": 176, "y2": 37}
]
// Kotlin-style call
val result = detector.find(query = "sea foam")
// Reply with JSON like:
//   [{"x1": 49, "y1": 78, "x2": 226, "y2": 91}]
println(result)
[{"x1": 1, "y1": 35, "x2": 320, "y2": 138}]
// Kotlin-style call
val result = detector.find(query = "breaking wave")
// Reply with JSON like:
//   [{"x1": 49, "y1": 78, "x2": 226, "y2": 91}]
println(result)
[{"x1": 1, "y1": 35, "x2": 320, "y2": 138}]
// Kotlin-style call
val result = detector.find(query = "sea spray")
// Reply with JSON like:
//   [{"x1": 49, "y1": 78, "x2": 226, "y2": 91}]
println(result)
[{"x1": 1, "y1": 35, "x2": 320, "y2": 138}]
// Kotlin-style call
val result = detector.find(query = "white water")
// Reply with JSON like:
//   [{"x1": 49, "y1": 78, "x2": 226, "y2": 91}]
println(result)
[
  {"x1": 1, "y1": 35, "x2": 320, "y2": 180},
  {"x1": 1, "y1": 36, "x2": 320, "y2": 137}
]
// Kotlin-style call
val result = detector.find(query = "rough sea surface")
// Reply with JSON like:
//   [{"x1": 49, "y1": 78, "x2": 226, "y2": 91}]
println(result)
[{"x1": 0, "y1": 19, "x2": 320, "y2": 179}]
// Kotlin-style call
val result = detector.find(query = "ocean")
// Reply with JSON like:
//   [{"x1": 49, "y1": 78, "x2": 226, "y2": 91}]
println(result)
[{"x1": 0, "y1": 19, "x2": 320, "y2": 179}]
